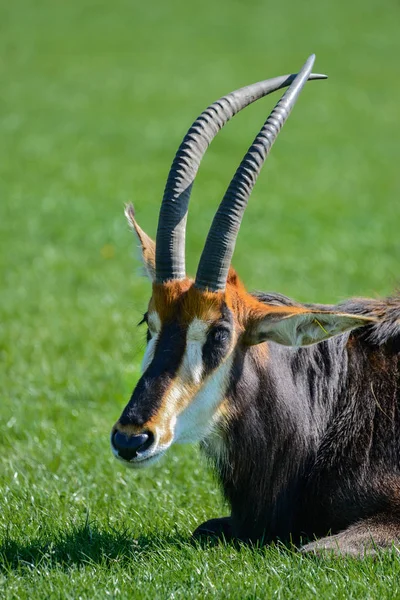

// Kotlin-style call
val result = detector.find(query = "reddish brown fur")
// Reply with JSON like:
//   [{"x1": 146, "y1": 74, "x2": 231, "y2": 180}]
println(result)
[{"x1": 149, "y1": 268, "x2": 309, "y2": 335}]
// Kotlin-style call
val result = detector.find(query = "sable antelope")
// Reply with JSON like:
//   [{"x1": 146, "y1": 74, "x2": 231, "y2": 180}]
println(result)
[{"x1": 111, "y1": 55, "x2": 400, "y2": 556}]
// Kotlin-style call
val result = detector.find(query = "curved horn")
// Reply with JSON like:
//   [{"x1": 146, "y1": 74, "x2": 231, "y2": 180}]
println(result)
[
  {"x1": 155, "y1": 61, "x2": 327, "y2": 283},
  {"x1": 195, "y1": 55, "x2": 321, "y2": 292}
]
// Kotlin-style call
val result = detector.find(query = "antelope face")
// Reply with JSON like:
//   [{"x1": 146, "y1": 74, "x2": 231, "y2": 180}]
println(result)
[
  {"x1": 111, "y1": 56, "x2": 364, "y2": 468},
  {"x1": 111, "y1": 282, "x2": 240, "y2": 467}
]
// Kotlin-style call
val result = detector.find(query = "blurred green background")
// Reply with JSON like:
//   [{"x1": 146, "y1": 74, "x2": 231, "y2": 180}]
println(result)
[{"x1": 1, "y1": 0, "x2": 400, "y2": 598}]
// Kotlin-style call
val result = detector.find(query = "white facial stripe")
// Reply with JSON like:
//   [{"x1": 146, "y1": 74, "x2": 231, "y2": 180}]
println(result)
[
  {"x1": 140, "y1": 311, "x2": 161, "y2": 373},
  {"x1": 174, "y1": 353, "x2": 234, "y2": 444},
  {"x1": 181, "y1": 318, "x2": 209, "y2": 385},
  {"x1": 141, "y1": 334, "x2": 159, "y2": 373},
  {"x1": 186, "y1": 318, "x2": 209, "y2": 342},
  {"x1": 148, "y1": 311, "x2": 161, "y2": 336}
]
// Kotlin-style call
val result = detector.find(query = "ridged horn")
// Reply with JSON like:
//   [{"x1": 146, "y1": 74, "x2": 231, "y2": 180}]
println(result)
[
  {"x1": 195, "y1": 54, "x2": 322, "y2": 292},
  {"x1": 155, "y1": 60, "x2": 327, "y2": 283}
]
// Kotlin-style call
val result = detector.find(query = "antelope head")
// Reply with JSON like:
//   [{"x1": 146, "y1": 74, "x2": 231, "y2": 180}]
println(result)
[{"x1": 111, "y1": 56, "x2": 371, "y2": 468}]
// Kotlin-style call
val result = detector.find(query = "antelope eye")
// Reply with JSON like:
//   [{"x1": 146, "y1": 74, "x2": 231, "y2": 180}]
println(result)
[{"x1": 211, "y1": 327, "x2": 230, "y2": 344}]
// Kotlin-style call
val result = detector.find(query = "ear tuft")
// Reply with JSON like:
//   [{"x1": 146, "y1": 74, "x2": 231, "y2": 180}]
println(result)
[
  {"x1": 124, "y1": 203, "x2": 136, "y2": 227},
  {"x1": 124, "y1": 203, "x2": 156, "y2": 281}
]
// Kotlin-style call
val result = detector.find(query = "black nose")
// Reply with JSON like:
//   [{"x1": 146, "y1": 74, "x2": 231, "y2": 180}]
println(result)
[{"x1": 112, "y1": 430, "x2": 154, "y2": 461}]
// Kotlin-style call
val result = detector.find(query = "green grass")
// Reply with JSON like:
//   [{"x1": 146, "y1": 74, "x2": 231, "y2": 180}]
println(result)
[{"x1": 1, "y1": 0, "x2": 400, "y2": 597}]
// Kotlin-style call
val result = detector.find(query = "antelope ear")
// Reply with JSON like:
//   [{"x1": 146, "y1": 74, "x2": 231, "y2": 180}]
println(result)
[
  {"x1": 125, "y1": 204, "x2": 156, "y2": 281},
  {"x1": 245, "y1": 311, "x2": 376, "y2": 347}
]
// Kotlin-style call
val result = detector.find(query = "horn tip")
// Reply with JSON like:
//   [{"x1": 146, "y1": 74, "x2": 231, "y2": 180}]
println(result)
[
  {"x1": 305, "y1": 54, "x2": 328, "y2": 80},
  {"x1": 304, "y1": 54, "x2": 316, "y2": 70},
  {"x1": 309, "y1": 73, "x2": 328, "y2": 80}
]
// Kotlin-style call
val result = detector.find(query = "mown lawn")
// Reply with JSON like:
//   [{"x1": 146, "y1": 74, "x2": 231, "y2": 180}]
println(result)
[{"x1": 1, "y1": 0, "x2": 400, "y2": 598}]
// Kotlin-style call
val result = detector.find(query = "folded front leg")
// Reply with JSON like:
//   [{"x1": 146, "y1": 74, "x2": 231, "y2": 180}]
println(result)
[{"x1": 192, "y1": 517, "x2": 233, "y2": 542}]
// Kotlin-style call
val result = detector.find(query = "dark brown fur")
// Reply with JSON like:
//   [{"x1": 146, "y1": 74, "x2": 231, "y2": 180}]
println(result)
[
  {"x1": 197, "y1": 292, "x2": 400, "y2": 555},
  {"x1": 118, "y1": 207, "x2": 400, "y2": 555}
]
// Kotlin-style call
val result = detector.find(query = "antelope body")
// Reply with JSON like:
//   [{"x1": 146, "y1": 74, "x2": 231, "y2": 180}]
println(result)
[{"x1": 111, "y1": 56, "x2": 400, "y2": 555}]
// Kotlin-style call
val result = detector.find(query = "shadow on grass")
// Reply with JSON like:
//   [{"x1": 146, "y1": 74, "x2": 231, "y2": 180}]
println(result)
[
  {"x1": 0, "y1": 519, "x2": 307, "y2": 573},
  {"x1": 0, "y1": 521, "x2": 189, "y2": 572}
]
